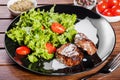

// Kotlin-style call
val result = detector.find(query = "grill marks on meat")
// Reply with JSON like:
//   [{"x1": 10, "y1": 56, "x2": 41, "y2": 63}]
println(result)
[
  {"x1": 56, "y1": 43, "x2": 83, "y2": 66},
  {"x1": 74, "y1": 33, "x2": 97, "y2": 55}
]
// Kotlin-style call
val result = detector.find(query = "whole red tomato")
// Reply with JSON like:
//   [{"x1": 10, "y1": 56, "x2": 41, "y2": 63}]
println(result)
[
  {"x1": 108, "y1": 0, "x2": 119, "y2": 8},
  {"x1": 111, "y1": 6, "x2": 120, "y2": 16},
  {"x1": 102, "y1": 8, "x2": 113, "y2": 16},
  {"x1": 97, "y1": 1, "x2": 108, "y2": 13}
]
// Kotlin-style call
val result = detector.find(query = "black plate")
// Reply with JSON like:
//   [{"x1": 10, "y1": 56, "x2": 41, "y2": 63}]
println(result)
[{"x1": 4, "y1": 5, "x2": 116, "y2": 75}]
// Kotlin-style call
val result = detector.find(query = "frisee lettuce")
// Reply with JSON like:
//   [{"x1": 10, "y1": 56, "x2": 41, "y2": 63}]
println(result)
[{"x1": 6, "y1": 6, "x2": 77, "y2": 63}]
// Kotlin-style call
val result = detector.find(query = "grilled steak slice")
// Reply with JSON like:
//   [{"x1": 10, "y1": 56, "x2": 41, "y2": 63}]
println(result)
[
  {"x1": 56, "y1": 43, "x2": 83, "y2": 66},
  {"x1": 74, "y1": 33, "x2": 97, "y2": 55}
]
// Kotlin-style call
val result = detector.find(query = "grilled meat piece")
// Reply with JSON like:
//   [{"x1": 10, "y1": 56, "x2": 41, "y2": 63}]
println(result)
[
  {"x1": 74, "y1": 33, "x2": 97, "y2": 55},
  {"x1": 56, "y1": 43, "x2": 83, "y2": 66}
]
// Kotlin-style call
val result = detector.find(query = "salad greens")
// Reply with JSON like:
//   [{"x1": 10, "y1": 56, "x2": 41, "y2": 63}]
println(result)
[{"x1": 6, "y1": 6, "x2": 77, "y2": 63}]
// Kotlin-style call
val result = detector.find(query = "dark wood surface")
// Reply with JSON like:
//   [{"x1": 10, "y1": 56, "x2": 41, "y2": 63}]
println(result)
[{"x1": 0, "y1": 0, "x2": 120, "y2": 80}]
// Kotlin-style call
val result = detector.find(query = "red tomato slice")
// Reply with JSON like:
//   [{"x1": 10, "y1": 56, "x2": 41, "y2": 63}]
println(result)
[
  {"x1": 108, "y1": 0, "x2": 119, "y2": 8},
  {"x1": 16, "y1": 46, "x2": 30, "y2": 55},
  {"x1": 51, "y1": 22, "x2": 65, "y2": 34},
  {"x1": 111, "y1": 6, "x2": 120, "y2": 16},
  {"x1": 97, "y1": 1, "x2": 108, "y2": 13},
  {"x1": 102, "y1": 8, "x2": 113, "y2": 16},
  {"x1": 46, "y1": 43, "x2": 56, "y2": 54}
]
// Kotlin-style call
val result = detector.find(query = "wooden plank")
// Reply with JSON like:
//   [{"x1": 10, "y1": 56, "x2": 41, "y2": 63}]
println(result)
[
  {"x1": 89, "y1": 67, "x2": 120, "y2": 80},
  {"x1": 111, "y1": 21, "x2": 120, "y2": 26},
  {"x1": 0, "y1": 65, "x2": 68, "y2": 80},
  {"x1": 0, "y1": 6, "x2": 13, "y2": 19},
  {"x1": 0, "y1": 49, "x2": 14, "y2": 65},
  {"x1": 0, "y1": 0, "x2": 7, "y2": 5},
  {"x1": 0, "y1": 34, "x2": 5, "y2": 48},
  {"x1": 0, "y1": 0, "x2": 73, "y2": 5},
  {"x1": 0, "y1": 64, "x2": 101, "y2": 80},
  {"x1": 0, "y1": 19, "x2": 12, "y2": 32}
]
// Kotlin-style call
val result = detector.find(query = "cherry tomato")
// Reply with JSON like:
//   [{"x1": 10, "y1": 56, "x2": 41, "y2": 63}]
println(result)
[
  {"x1": 97, "y1": 1, "x2": 108, "y2": 13},
  {"x1": 118, "y1": 0, "x2": 120, "y2": 6},
  {"x1": 46, "y1": 43, "x2": 56, "y2": 54},
  {"x1": 16, "y1": 46, "x2": 30, "y2": 55},
  {"x1": 111, "y1": 6, "x2": 120, "y2": 16},
  {"x1": 102, "y1": 8, "x2": 113, "y2": 16},
  {"x1": 119, "y1": 3, "x2": 120, "y2": 6},
  {"x1": 108, "y1": 0, "x2": 119, "y2": 8},
  {"x1": 51, "y1": 22, "x2": 65, "y2": 34}
]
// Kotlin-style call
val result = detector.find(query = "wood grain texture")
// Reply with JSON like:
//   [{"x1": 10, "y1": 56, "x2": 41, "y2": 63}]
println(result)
[
  {"x1": 0, "y1": 49, "x2": 14, "y2": 65},
  {"x1": 0, "y1": 6, "x2": 13, "y2": 19},
  {"x1": 89, "y1": 67, "x2": 120, "y2": 80},
  {"x1": 0, "y1": 34, "x2": 5, "y2": 48},
  {"x1": 0, "y1": 19, "x2": 12, "y2": 32}
]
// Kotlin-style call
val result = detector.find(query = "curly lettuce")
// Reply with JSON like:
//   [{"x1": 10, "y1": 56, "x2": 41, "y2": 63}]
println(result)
[{"x1": 6, "y1": 6, "x2": 77, "y2": 63}]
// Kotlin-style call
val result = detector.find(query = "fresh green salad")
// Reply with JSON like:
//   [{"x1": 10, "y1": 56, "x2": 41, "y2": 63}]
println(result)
[{"x1": 6, "y1": 6, "x2": 77, "y2": 63}]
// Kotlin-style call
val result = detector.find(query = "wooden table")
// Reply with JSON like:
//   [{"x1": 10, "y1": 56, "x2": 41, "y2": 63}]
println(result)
[{"x1": 0, "y1": 0, "x2": 120, "y2": 80}]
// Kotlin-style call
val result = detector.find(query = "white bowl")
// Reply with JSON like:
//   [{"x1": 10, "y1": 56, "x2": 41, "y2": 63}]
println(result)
[
  {"x1": 73, "y1": 0, "x2": 97, "y2": 10},
  {"x1": 7, "y1": 0, "x2": 37, "y2": 16},
  {"x1": 96, "y1": 7, "x2": 120, "y2": 22}
]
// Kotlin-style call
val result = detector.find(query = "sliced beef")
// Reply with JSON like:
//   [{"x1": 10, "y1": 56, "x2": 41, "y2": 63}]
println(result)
[
  {"x1": 56, "y1": 43, "x2": 83, "y2": 66},
  {"x1": 74, "y1": 33, "x2": 101, "y2": 65},
  {"x1": 74, "y1": 33, "x2": 97, "y2": 55}
]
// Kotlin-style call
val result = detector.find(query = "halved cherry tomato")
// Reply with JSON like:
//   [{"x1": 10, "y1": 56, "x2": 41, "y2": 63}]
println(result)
[
  {"x1": 111, "y1": 5, "x2": 120, "y2": 16},
  {"x1": 102, "y1": 8, "x2": 113, "y2": 16},
  {"x1": 46, "y1": 43, "x2": 56, "y2": 54},
  {"x1": 51, "y1": 22, "x2": 65, "y2": 34},
  {"x1": 16, "y1": 46, "x2": 30, "y2": 55},
  {"x1": 97, "y1": 1, "x2": 108, "y2": 13}
]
